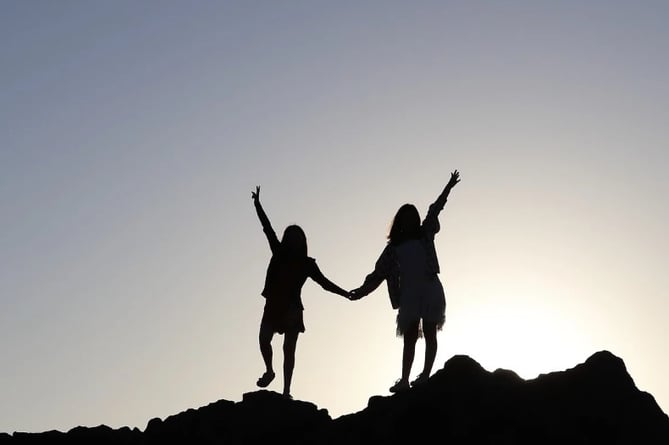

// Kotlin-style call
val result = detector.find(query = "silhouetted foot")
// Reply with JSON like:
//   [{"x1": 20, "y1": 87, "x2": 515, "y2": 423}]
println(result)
[
  {"x1": 256, "y1": 371, "x2": 275, "y2": 388},
  {"x1": 389, "y1": 379, "x2": 410, "y2": 393},
  {"x1": 411, "y1": 373, "x2": 429, "y2": 387},
  {"x1": 282, "y1": 393, "x2": 293, "y2": 400}
]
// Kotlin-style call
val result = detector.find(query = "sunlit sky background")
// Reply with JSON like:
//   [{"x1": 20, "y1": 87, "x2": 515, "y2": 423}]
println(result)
[{"x1": 2, "y1": 1, "x2": 668, "y2": 433}]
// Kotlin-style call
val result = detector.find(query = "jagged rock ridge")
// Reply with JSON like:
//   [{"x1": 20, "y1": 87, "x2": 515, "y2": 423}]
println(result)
[{"x1": 3, "y1": 350, "x2": 668, "y2": 444}]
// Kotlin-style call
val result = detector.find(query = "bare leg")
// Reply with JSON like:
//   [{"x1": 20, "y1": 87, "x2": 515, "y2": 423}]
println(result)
[
  {"x1": 259, "y1": 322, "x2": 274, "y2": 374},
  {"x1": 257, "y1": 322, "x2": 275, "y2": 387},
  {"x1": 401, "y1": 320, "x2": 420, "y2": 382},
  {"x1": 282, "y1": 331, "x2": 299, "y2": 397},
  {"x1": 421, "y1": 321, "x2": 438, "y2": 378}
]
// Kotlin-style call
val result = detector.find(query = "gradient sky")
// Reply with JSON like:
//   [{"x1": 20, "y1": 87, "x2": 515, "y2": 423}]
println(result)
[{"x1": 2, "y1": 1, "x2": 668, "y2": 433}]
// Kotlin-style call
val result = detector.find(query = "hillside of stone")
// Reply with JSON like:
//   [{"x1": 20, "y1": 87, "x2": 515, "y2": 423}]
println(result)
[{"x1": 3, "y1": 350, "x2": 668, "y2": 444}]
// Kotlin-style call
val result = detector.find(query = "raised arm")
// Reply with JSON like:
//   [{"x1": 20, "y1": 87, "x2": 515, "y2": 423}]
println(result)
[
  {"x1": 422, "y1": 170, "x2": 461, "y2": 236},
  {"x1": 252, "y1": 186, "x2": 281, "y2": 254}
]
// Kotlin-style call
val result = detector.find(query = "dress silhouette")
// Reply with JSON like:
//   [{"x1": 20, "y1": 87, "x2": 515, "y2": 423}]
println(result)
[
  {"x1": 252, "y1": 186, "x2": 349, "y2": 398},
  {"x1": 350, "y1": 170, "x2": 461, "y2": 392}
]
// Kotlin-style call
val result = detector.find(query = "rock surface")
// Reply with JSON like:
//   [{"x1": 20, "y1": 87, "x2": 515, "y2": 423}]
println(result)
[{"x1": 3, "y1": 350, "x2": 668, "y2": 444}]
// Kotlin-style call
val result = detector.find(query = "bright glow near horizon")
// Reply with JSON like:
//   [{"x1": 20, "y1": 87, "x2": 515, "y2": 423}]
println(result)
[{"x1": 2, "y1": 1, "x2": 668, "y2": 433}]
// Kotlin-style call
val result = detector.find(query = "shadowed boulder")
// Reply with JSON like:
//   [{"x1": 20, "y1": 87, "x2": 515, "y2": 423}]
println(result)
[
  {"x1": 144, "y1": 391, "x2": 330, "y2": 444},
  {"x1": 328, "y1": 350, "x2": 669, "y2": 444},
  {"x1": 3, "y1": 351, "x2": 668, "y2": 444}
]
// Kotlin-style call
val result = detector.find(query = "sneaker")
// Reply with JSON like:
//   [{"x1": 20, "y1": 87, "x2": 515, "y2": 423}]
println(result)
[
  {"x1": 389, "y1": 379, "x2": 410, "y2": 393},
  {"x1": 256, "y1": 371, "x2": 275, "y2": 388},
  {"x1": 411, "y1": 373, "x2": 429, "y2": 387}
]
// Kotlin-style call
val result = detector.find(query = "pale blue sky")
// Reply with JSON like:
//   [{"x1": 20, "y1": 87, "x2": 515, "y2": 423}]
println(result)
[{"x1": 2, "y1": 1, "x2": 668, "y2": 433}]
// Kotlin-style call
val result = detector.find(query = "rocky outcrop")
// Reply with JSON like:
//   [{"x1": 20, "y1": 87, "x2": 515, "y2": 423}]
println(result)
[{"x1": 3, "y1": 350, "x2": 667, "y2": 444}]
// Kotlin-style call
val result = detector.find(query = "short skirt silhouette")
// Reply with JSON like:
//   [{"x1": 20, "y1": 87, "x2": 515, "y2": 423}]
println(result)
[
  {"x1": 394, "y1": 239, "x2": 446, "y2": 337},
  {"x1": 261, "y1": 300, "x2": 306, "y2": 334}
]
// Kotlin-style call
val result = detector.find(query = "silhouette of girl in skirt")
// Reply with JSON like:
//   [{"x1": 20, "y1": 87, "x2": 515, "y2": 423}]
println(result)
[
  {"x1": 252, "y1": 186, "x2": 349, "y2": 398},
  {"x1": 349, "y1": 170, "x2": 461, "y2": 393}
]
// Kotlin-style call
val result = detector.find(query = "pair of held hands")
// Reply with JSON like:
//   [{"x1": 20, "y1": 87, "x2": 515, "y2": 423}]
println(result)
[{"x1": 252, "y1": 170, "x2": 461, "y2": 303}]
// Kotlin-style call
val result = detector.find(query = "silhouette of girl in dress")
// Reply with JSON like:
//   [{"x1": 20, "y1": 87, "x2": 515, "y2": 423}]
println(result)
[
  {"x1": 349, "y1": 170, "x2": 460, "y2": 393},
  {"x1": 252, "y1": 186, "x2": 349, "y2": 399}
]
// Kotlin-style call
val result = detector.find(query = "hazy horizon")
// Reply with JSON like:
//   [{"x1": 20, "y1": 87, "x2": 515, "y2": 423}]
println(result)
[{"x1": 2, "y1": 1, "x2": 668, "y2": 433}]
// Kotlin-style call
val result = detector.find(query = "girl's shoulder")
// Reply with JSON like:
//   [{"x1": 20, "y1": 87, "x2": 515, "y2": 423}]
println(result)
[
  {"x1": 376, "y1": 244, "x2": 398, "y2": 272},
  {"x1": 304, "y1": 256, "x2": 320, "y2": 274}
]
